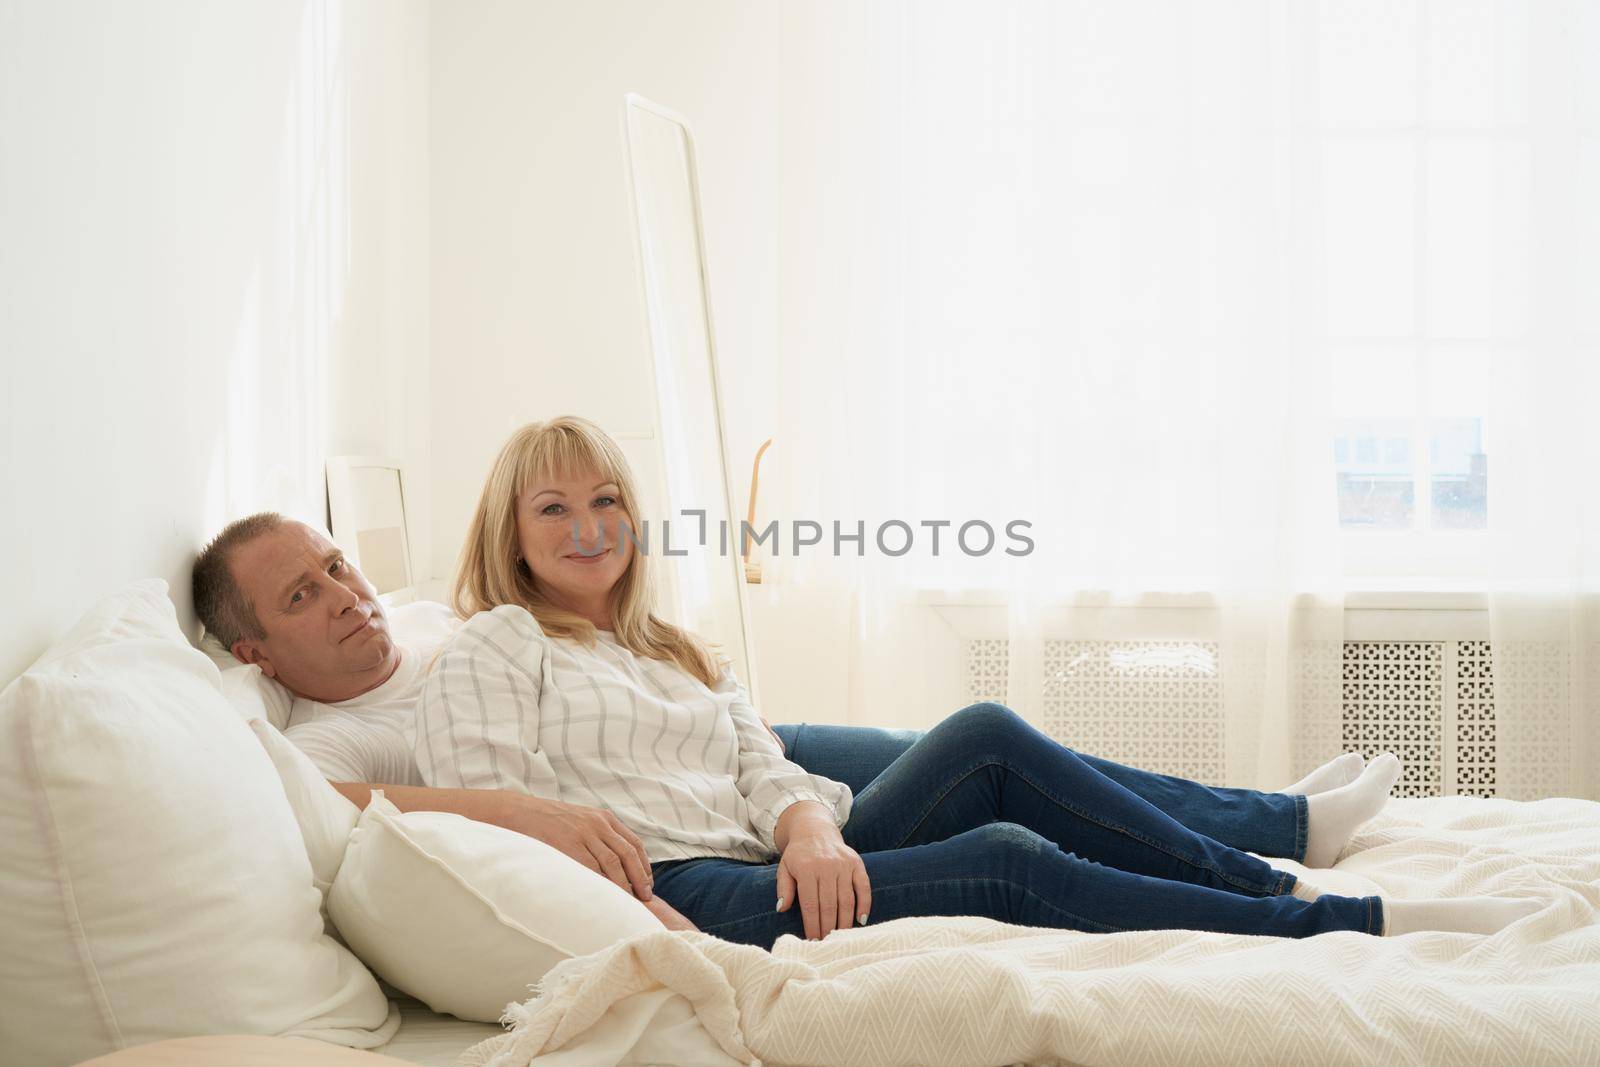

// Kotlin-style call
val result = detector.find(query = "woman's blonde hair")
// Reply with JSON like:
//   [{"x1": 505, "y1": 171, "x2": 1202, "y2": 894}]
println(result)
[{"x1": 452, "y1": 415, "x2": 722, "y2": 687}]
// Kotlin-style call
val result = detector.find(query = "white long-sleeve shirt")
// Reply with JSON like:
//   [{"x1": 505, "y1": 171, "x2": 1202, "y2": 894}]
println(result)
[{"x1": 413, "y1": 605, "x2": 853, "y2": 864}]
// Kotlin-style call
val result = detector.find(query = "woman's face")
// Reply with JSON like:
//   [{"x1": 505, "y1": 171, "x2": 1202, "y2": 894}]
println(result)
[{"x1": 515, "y1": 467, "x2": 633, "y2": 619}]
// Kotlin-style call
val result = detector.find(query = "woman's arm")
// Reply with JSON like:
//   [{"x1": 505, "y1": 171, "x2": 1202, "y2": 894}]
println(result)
[
  {"x1": 715, "y1": 667, "x2": 853, "y2": 852},
  {"x1": 641, "y1": 894, "x2": 698, "y2": 932},
  {"x1": 414, "y1": 605, "x2": 562, "y2": 796},
  {"x1": 773, "y1": 799, "x2": 871, "y2": 941},
  {"x1": 761, "y1": 717, "x2": 785, "y2": 755}
]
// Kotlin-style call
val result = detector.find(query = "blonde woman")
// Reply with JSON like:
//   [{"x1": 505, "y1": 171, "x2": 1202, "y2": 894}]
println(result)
[{"x1": 413, "y1": 417, "x2": 1539, "y2": 946}]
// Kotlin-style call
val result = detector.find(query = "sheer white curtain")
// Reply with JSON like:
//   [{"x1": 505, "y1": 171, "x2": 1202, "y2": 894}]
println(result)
[
  {"x1": 1484, "y1": 3, "x2": 1600, "y2": 800},
  {"x1": 768, "y1": 0, "x2": 1596, "y2": 796}
]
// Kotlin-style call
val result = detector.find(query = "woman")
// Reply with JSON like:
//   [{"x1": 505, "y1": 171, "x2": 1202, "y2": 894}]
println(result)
[{"x1": 415, "y1": 416, "x2": 1539, "y2": 946}]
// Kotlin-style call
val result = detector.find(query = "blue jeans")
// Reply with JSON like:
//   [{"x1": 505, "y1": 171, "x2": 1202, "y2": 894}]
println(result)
[
  {"x1": 651, "y1": 703, "x2": 1385, "y2": 947},
  {"x1": 769, "y1": 718, "x2": 1309, "y2": 860}
]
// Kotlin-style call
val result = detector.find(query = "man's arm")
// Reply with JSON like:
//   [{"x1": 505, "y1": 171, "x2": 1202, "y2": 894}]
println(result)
[
  {"x1": 328, "y1": 781, "x2": 509, "y2": 821},
  {"x1": 327, "y1": 780, "x2": 656, "y2": 903},
  {"x1": 328, "y1": 780, "x2": 696, "y2": 930}
]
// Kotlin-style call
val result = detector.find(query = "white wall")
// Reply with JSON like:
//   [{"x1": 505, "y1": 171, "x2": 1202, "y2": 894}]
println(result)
[
  {"x1": 426, "y1": 0, "x2": 780, "y2": 589},
  {"x1": 0, "y1": 0, "x2": 429, "y2": 684},
  {"x1": 0, "y1": 0, "x2": 824, "y2": 721}
]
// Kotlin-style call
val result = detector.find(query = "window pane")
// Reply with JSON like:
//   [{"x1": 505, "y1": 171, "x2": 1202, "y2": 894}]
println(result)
[
  {"x1": 1425, "y1": 139, "x2": 1493, "y2": 338},
  {"x1": 1324, "y1": 141, "x2": 1415, "y2": 336},
  {"x1": 1331, "y1": 344, "x2": 1416, "y2": 416},
  {"x1": 1335, "y1": 417, "x2": 1416, "y2": 528},
  {"x1": 1430, "y1": 417, "x2": 1488, "y2": 529},
  {"x1": 1582, "y1": 2, "x2": 1600, "y2": 135},
  {"x1": 1425, "y1": 347, "x2": 1489, "y2": 419},
  {"x1": 1317, "y1": 0, "x2": 1418, "y2": 127},
  {"x1": 1425, "y1": 0, "x2": 1526, "y2": 127},
  {"x1": 1581, "y1": 138, "x2": 1600, "y2": 340}
]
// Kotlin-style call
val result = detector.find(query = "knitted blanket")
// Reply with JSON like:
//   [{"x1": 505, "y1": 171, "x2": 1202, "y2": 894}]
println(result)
[{"x1": 458, "y1": 796, "x2": 1600, "y2": 1067}]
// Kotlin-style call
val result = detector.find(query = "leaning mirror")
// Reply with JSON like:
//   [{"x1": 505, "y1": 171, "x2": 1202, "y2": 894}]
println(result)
[{"x1": 622, "y1": 94, "x2": 756, "y2": 695}]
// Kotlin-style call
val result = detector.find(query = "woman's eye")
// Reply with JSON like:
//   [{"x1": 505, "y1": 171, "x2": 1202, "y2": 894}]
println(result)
[
  {"x1": 541, "y1": 502, "x2": 565, "y2": 516},
  {"x1": 595, "y1": 495, "x2": 617, "y2": 507}
]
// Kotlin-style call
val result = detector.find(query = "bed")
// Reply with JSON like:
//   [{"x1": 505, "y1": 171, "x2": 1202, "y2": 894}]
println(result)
[
  {"x1": 372, "y1": 794, "x2": 1600, "y2": 1067},
  {"x1": 4, "y1": 582, "x2": 1595, "y2": 1067},
  {"x1": 373, "y1": 996, "x2": 503, "y2": 1067}
]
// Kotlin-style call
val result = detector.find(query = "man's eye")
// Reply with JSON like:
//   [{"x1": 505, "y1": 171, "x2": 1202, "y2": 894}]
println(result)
[
  {"x1": 290, "y1": 590, "x2": 306, "y2": 605},
  {"x1": 329, "y1": 558, "x2": 344, "y2": 574}
]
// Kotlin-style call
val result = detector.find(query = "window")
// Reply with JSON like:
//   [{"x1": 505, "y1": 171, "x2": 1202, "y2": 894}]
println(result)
[{"x1": 1318, "y1": 0, "x2": 1516, "y2": 578}]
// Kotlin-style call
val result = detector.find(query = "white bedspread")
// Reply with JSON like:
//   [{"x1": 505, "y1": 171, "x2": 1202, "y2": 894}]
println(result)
[{"x1": 458, "y1": 796, "x2": 1600, "y2": 1067}]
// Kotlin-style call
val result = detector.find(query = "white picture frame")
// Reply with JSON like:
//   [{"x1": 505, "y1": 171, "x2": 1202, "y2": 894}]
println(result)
[{"x1": 325, "y1": 455, "x2": 416, "y2": 606}]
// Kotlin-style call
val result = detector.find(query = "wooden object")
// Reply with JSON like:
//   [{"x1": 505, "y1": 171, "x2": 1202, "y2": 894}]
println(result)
[{"x1": 743, "y1": 438, "x2": 772, "y2": 584}]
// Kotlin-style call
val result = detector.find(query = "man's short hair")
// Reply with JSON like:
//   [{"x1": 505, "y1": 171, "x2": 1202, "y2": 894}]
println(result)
[{"x1": 193, "y1": 511, "x2": 288, "y2": 648}]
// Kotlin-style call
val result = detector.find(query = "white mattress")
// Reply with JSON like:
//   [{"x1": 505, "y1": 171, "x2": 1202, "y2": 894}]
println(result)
[{"x1": 374, "y1": 994, "x2": 502, "y2": 1067}]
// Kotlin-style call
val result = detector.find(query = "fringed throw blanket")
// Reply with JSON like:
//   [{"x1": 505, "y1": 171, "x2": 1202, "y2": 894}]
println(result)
[{"x1": 459, "y1": 796, "x2": 1600, "y2": 1067}]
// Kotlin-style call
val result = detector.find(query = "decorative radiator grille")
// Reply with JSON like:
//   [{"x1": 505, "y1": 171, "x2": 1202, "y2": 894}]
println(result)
[{"x1": 965, "y1": 638, "x2": 1507, "y2": 797}]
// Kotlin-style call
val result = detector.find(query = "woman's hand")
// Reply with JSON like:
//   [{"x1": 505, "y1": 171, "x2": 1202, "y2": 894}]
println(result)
[
  {"x1": 495, "y1": 792, "x2": 654, "y2": 902},
  {"x1": 642, "y1": 895, "x2": 699, "y2": 932},
  {"x1": 775, "y1": 803, "x2": 871, "y2": 940}
]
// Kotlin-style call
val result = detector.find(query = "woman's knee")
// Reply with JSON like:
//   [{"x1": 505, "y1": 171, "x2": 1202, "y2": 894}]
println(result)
[
  {"x1": 959, "y1": 821, "x2": 1048, "y2": 880},
  {"x1": 939, "y1": 701, "x2": 1031, "y2": 744}
]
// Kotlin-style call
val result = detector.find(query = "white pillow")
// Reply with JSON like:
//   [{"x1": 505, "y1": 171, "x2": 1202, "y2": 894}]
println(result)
[
  {"x1": 0, "y1": 580, "x2": 398, "y2": 1066},
  {"x1": 249, "y1": 718, "x2": 360, "y2": 897},
  {"x1": 328, "y1": 793, "x2": 664, "y2": 1024}
]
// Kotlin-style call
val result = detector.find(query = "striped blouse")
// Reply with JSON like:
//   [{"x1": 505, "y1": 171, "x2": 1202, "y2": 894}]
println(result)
[{"x1": 413, "y1": 605, "x2": 853, "y2": 865}]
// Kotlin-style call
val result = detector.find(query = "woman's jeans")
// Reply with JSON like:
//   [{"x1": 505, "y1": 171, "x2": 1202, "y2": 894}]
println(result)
[{"x1": 651, "y1": 703, "x2": 1385, "y2": 947}]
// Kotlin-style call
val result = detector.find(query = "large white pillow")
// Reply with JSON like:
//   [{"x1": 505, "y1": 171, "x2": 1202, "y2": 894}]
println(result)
[
  {"x1": 249, "y1": 718, "x2": 361, "y2": 898},
  {"x1": 0, "y1": 580, "x2": 398, "y2": 1066},
  {"x1": 328, "y1": 793, "x2": 664, "y2": 1024}
]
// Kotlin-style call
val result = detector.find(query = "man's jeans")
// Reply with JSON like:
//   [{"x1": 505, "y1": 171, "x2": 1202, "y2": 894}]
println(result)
[{"x1": 651, "y1": 703, "x2": 1385, "y2": 947}]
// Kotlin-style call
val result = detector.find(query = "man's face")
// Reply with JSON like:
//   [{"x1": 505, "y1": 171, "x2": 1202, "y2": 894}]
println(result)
[{"x1": 229, "y1": 521, "x2": 399, "y2": 703}]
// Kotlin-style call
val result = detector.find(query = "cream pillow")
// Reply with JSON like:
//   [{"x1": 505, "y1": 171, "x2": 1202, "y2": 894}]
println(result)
[
  {"x1": 249, "y1": 718, "x2": 360, "y2": 897},
  {"x1": 199, "y1": 633, "x2": 294, "y2": 729},
  {"x1": 328, "y1": 794, "x2": 664, "y2": 1023},
  {"x1": 0, "y1": 580, "x2": 398, "y2": 1066},
  {"x1": 220, "y1": 660, "x2": 295, "y2": 728}
]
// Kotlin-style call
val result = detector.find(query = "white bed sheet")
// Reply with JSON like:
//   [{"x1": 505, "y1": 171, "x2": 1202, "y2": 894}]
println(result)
[{"x1": 374, "y1": 995, "x2": 503, "y2": 1067}]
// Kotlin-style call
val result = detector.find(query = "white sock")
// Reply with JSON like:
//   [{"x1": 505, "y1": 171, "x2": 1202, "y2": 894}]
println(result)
[
  {"x1": 1302, "y1": 752, "x2": 1401, "y2": 868},
  {"x1": 1382, "y1": 896, "x2": 1543, "y2": 937},
  {"x1": 1279, "y1": 752, "x2": 1366, "y2": 796},
  {"x1": 1288, "y1": 878, "x2": 1323, "y2": 902}
]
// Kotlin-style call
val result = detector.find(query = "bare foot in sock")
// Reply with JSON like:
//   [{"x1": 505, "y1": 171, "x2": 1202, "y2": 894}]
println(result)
[
  {"x1": 1383, "y1": 896, "x2": 1543, "y2": 937},
  {"x1": 1303, "y1": 752, "x2": 1401, "y2": 867},
  {"x1": 1280, "y1": 752, "x2": 1366, "y2": 796}
]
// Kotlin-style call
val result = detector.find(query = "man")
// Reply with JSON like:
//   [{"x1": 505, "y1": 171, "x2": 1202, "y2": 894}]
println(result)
[{"x1": 192, "y1": 512, "x2": 698, "y2": 931}]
